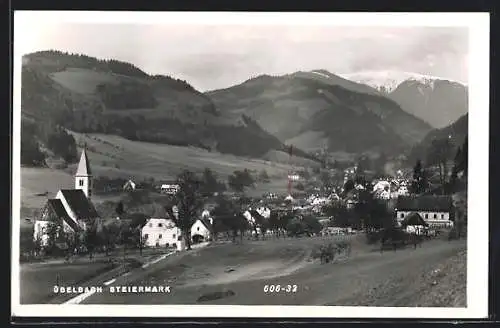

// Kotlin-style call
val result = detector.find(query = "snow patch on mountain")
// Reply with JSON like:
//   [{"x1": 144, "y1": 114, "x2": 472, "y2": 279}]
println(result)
[{"x1": 339, "y1": 70, "x2": 465, "y2": 93}]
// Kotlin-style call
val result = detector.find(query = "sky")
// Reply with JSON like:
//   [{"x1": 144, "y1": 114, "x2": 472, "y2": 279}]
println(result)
[{"x1": 16, "y1": 21, "x2": 468, "y2": 91}]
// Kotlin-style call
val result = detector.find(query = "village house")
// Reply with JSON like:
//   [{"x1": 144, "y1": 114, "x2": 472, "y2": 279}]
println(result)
[
  {"x1": 399, "y1": 212, "x2": 429, "y2": 235},
  {"x1": 123, "y1": 179, "x2": 136, "y2": 191},
  {"x1": 34, "y1": 149, "x2": 100, "y2": 247},
  {"x1": 141, "y1": 217, "x2": 182, "y2": 248},
  {"x1": 160, "y1": 183, "x2": 180, "y2": 195},
  {"x1": 395, "y1": 195, "x2": 454, "y2": 228},
  {"x1": 191, "y1": 217, "x2": 213, "y2": 243}
]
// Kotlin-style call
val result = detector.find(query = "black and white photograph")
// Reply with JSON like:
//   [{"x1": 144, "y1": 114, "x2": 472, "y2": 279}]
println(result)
[{"x1": 11, "y1": 11, "x2": 489, "y2": 318}]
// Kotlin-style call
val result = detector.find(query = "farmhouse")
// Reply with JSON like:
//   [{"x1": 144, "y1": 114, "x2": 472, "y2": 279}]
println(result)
[
  {"x1": 191, "y1": 217, "x2": 213, "y2": 243},
  {"x1": 400, "y1": 212, "x2": 429, "y2": 235},
  {"x1": 123, "y1": 179, "x2": 136, "y2": 191},
  {"x1": 160, "y1": 183, "x2": 180, "y2": 195},
  {"x1": 141, "y1": 217, "x2": 181, "y2": 248},
  {"x1": 396, "y1": 195, "x2": 454, "y2": 228},
  {"x1": 34, "y1": 149, "x2": 100, "y2": 247}
]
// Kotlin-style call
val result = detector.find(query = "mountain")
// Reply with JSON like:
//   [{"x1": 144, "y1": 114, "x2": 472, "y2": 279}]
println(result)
[
  {"x1": 340, "y1": 71, "x2": 468, "y2": 128},
  {"x1": 20, "y1": 50, "x2": 299, "y2": 165},
  {"x1": 408, "y1": 113, "x2": 468, "y2": 164},
  {"x1": 206, "y1": 70, "x2": 432, "y2": 155}
]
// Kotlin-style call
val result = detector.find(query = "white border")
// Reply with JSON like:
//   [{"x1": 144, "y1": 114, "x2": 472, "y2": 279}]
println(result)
[{"x1": 11, "y1": 11, "x2": 490, "y2": 319}]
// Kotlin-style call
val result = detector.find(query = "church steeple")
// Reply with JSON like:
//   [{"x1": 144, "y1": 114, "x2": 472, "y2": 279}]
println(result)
[{"x1": 75, "y1": 148, "x2": 92, "y2": 199}]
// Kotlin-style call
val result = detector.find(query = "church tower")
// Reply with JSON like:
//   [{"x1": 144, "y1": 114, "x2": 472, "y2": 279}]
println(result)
[{"x1": 75, "y1": 148, "x2": 92, "y2": 199}]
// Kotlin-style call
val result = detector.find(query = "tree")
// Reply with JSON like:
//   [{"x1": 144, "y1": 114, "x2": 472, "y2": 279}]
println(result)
[
  {"x1": 228, "y1": 169, "x2": 255, "y2": 193},
  {"x1": 410, "y1": 159, "x2": 429, "y2": 194},
  {"x1": 343, "y1": 179, "x2": 355, "y2": 194},
  {"x1": 115, "y1": 201, "x2": 124, "y2": 217},
  {"x1": 426, "y1": 138, "x2": 454, "y2": 194},
  {"x1": 356, "y1": 155, "x2": 372, "y2": 174},
  {"x1": 324, "y1": 203, "x2": 351, "y2": 228},
  {"x1": 175, "y1": 170, "x2": 203, "y2": 250},
  {"x1": 202, "y1": 168, "x2": 219, "y2": 195},
  {"x1": 83, "y1": 226, "x2": 99, "y2": 259},
  {"x1": 259, "y1": 169, "x2": 270, "y2": 183},
  {"x1": 302, "y1": 215, "x2": 322, "y2": 235},
  {"x1": 21, "y1": 137, "x2": 46, "y2": 166},
  {"x1": 375, "y1": 152, "x2": 387, "y2": 175},
  {"x1": 45, "y1": 222, "x2": 60, "y2": 254}
]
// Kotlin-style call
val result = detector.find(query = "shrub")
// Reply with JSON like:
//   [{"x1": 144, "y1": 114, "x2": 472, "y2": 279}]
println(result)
[
  {"x1": 366, "y1": 231, "x2": 381, "y2": 244},
  {"x1": 448, "y1": 227, "x2": 459, "y2": 240}
]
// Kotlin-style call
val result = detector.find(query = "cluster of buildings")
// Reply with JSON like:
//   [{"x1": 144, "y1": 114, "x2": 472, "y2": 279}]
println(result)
[{"x1": 31, "y1": 150, "x2": 457, "y2": 253}]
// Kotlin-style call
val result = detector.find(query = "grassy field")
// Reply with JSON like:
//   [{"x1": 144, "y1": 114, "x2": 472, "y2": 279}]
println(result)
[
  {"x1": 19, "y1": 130, "x2": 311, "y2": 208},
  {"x1": 82, "y1": 235, "x2": 467, "y2": 306},
  {"x1": 20, "y1": 261, "x2": 116, "y2": 304}
]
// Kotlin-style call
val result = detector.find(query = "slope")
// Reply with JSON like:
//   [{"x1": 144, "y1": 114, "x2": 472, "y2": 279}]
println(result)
[
  {"x1": 408, "y1": 113, "x2": 468, "y2": 163},
  {"x1": 340, "y1": 70, "x2": 468, "y2": 128},
  {"x1": 20, "y1": 50, "x2": 293, "y2": 162},
  {"x1": 207, "y1": 71, "x2": 432, "y2": 155}
]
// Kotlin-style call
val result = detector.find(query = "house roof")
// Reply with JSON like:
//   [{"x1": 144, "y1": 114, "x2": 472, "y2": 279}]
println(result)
[
  {"x1": 46, "y1": 199, "x2": 81, "y2": 232},
  {"x1": 396, "y1": 195, "x2": 453, "y2": 212},
  {"x1": 59, "y1": 189, "x2": 99, "y2": 222},
  {"x1": 401, "y1": 212, "x2": 429, "y2": 227},
  {"x1": 75, "y1": 149, "x2": 91, "y2": 176},
  {"x1": 198, "y1": 217, "x2": 213, "y2": 231}
]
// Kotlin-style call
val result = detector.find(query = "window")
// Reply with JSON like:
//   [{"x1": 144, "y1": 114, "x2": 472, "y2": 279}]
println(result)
[
  {"x1": 144, "y1": 234, "x2": 148, "y2": 239},
  {"x1": 158, "y1": 234, "x2": 162, "y2": 239},
  {"x1": 433, "y1": 214, "x2": 437, "y2": 219},
  {"x1": 400, "y1": 213, "x2": 404, "y2": 219},
  {"x1": 197, "y1": 227, "x2": 200, "y2": 231},
  {"x1": 158, "y1": 223, "x2": 163, "y2": 228},
  {"x1": 172, "y1": 234, "x2": 176, "y2": 239},
  {"x1": 441, "y1": 214, "x2": 445, "y2": 219},
  {"x1": 79, "y1": 179, "x2": 84, "y2": 187},
  {"x1": 425, "y1": 214, "x2": 428, "y2": 219}
]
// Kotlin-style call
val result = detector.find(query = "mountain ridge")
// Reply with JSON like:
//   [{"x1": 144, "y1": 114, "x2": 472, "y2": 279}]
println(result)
[
  {"x1": 207, "y1": 69, "x2": 433, "y2": 155},
  {"x1": 21, "y1": 50, "x2": 313, "y2": 165},
  {"x1": 340, "y1": 70, "x2": 468, "y2": 128}
]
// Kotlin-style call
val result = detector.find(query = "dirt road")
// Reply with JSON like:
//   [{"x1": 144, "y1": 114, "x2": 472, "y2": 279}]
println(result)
[{"x1": 81, "y1": 236, "x2": 466, "y2": 306}]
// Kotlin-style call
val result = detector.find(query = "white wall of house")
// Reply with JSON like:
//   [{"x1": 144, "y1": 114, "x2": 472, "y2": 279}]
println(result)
[
  {"x1": 141, "y1": 218, "x2": 181, "y2": 247},
  {"x1": 190, "y1": 219, "x2": 212, "y2": 241},
  {"x1": 256, "y1": 206, "x2": 271, "y2": 219}
]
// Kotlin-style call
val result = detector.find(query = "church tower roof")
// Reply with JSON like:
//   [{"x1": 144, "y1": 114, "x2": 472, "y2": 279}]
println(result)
[{"x1": 76, "y1": 149, "x2": 92, "y2": 176}]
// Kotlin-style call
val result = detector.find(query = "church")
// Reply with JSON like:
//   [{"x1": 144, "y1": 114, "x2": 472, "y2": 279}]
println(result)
[{"x1": 33, "y1": 149, "x2": 101, "y2": 247}]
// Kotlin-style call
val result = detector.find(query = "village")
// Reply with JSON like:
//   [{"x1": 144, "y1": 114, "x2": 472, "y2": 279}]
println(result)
[{"x1": 22, "y1": 144, "x2": 466, "y2": 264}]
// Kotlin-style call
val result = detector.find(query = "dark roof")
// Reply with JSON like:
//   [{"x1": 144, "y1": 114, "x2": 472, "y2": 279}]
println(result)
[
  {"x1": 59, "y1": 189, "x2": 99, "y2": 223},
  {"x1": 396, "y1": 195, "x2": 453, "y2": 212},
  {"x1": 199, "y1": 217, "x2": 213, "y2": 231},
  {"x1": 401, "y1": 212, "x2": 429, "y2": 228},
  {"x1": 123, "y1": 212, "x2": 150, "y2": 229},
  {"x1": 47, "y1": 199, "x2": 81, "y2": 232},
  {"x1": 249, "y1": 210, "x2": 264, "y2": 219}
]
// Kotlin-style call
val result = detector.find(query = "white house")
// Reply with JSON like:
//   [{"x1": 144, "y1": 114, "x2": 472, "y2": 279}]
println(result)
[
  {"x1": 33, "y1": 149, "x2": 100, "y2": 247},
  {"x1": 141, "y1": 218, "x2": 181, "y2": 248},
  {"x1": 396, "y1": 195, "x2": 454, "y2": 228},
  {"x1": 373, "y1": 180, "x2": 390, "y2": 193},
  {"x1": 191, "y1": 218, "x2": 213, "y2": 243},
  {"x1": 256, "y1": 206, "x2": 271, "y2": 219},
  {"x1": 397, "y1": 185, "x2": 409, "y2": 196},
  {"x1": 160, "y1": 184, "x2": 180, "y2": 195},
  {"x1": 123, "y1": 179, "x2": 136, "y2": 191}
]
